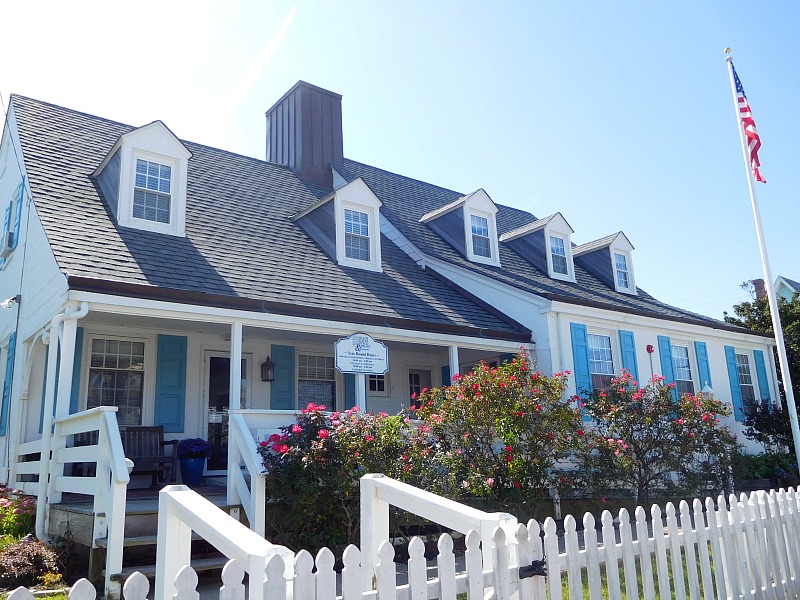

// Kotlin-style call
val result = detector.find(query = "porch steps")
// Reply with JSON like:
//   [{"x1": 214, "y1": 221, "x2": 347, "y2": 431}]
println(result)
[{"x1": 109, "y1": 556, "x2": 228, "y2": 583}]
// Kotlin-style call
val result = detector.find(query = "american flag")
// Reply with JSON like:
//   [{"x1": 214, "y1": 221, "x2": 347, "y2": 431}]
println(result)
[{"x1": 732, "y1": 62, "x2": 766, "y2": 183}]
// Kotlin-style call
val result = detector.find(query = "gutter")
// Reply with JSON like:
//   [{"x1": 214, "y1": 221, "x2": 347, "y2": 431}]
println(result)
[{"x1": 36, "y1": 302, "x2": 89, "y2": 541}]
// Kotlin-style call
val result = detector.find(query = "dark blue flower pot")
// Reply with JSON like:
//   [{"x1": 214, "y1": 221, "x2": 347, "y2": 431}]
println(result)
[{"x1": 180, "y1": 457, "x2": 206, "y2": 487}]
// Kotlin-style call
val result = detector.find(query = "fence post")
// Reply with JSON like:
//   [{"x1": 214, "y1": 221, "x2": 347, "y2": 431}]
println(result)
[
  {"x1": 360, "y1": 474, "x2": 389, "y2": 591},
  {"x1": 156, "y1": 486, "x2": 194, "y2": 600}
]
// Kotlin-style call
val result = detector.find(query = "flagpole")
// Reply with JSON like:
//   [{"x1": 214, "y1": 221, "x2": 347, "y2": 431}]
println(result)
[{"x1": 725, "y1": 49, "x2": 800, "y2": 471}]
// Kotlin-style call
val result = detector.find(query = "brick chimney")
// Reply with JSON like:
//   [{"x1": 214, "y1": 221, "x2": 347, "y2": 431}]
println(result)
[
  {"x1": 265, "y1": 81, "x2": 343, "y2": 188},
  {"x1": 752, "y1": 278, "x2": 766, "y2": 299}
]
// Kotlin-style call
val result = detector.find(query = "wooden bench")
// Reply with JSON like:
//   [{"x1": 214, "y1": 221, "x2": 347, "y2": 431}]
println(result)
[{"x1": 73, "y1": 425, "x2": 178, "y2": 487}]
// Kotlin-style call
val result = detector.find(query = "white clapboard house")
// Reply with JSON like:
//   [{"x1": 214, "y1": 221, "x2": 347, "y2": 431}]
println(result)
[{"x1": 0, "y1": 82, "x2": 779, "y2": 594}]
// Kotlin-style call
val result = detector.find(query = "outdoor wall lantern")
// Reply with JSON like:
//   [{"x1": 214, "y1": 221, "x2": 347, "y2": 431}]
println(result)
[{"x1": 260, "y1": 356, "x2": 276, "y2": 382}]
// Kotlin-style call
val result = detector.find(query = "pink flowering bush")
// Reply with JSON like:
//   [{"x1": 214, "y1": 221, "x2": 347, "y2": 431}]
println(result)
[
  {"x1": 0, "y1": 487, "x2": 36, "y2": 538},
  {"x1": 572, "y1": 372, "x2": 739, "y2": 505},
  {"x1": 258, "y1": 403, "x2": 411, "y2": 553},
  {"x1": 412, "y1": 351, "x2": 582, "y2": 512}
]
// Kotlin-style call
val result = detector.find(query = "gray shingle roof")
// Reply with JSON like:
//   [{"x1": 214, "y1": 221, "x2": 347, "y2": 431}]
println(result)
[
  {"x1": 337, "y1": 159, "x2": 754, "y2": 332},
  {"x1": 11, "y1": 95, "x2": 526, "y2": 338},
  {"x1": 781, "y1": 277, "x2": 800, "y2": 292},
  {"x1": 572, "y1": 232, "x2": 626, "y2": 257}
]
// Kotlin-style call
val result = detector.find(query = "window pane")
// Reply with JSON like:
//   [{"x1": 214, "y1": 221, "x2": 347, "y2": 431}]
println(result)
[
  {"x1": 86, "y1": 338, "x2": 145, "y2": 425},
  {"x1": 470, "y1": 215, "x2": 491, "y2": 258},
  {"x1": 615, "y1": 253, "x2": 629, "y2": 288},
  {"x1": 672, "y1": 345, "x2": 692, "y2": 383},
  {"x1": 133, "y1": 159, "x2": 172, "y2": 224},
  {"x1": 587, "y1": 334, "x2": 614, "y2": 375},
  {"x1": 550, "y1": 236, "x2": 568, "y2": 275}
]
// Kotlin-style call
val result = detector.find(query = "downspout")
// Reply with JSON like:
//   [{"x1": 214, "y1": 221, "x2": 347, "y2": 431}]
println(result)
[{"x1": 35, "y1": 302, "x2": 89, "y2": 540}]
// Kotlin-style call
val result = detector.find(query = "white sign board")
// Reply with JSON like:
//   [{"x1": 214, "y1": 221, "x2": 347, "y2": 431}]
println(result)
[{"x1": 335, "y1": 333, "x2": 389, "y2": 375}]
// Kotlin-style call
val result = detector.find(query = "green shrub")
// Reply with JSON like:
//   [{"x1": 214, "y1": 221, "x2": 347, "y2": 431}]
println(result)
[
  {"x1": 259, "y1": 351, "x2": 582, "y2": 552},
  {"x1": 0, "y1": 488, "x2": 35, "y2": 539},
  {"x1": 572, "y1": 372, "x2": 740, "y2": 505},
  {"x1": 732, "y1": 451, "x2": 798, "y2": 483},
  {"x1": 0, "y1": 536, "x2": 60, "y2": 588}
]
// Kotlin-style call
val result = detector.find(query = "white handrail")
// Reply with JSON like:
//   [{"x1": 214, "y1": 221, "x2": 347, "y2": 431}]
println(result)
[
  {"x1": 360, "y1": 473, "x2": 518, "y2": 589},
  {"x1": 50, "y1": 406, "x2": 129, "y2": 600},
  {"x1": 156, "y1": 485, "x2": 293, "y2": 600},
  {"x1": 228, "y1": 412, "x2": 267, "y2": 536}
]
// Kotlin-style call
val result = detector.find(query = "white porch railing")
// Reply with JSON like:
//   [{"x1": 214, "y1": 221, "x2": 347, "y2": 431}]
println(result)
[
  {"x1": 155, "y1": 484, "x2": 294, "y2": 600},
  {"x1": 50, "y1": 407, "x2": 130, "y2": 600},
  {"x1": 226, "y1": 409, "x2": 298, "y2": 535},
  {"x1": 360, "y1": 473, "x2": 518, "y2": 586}
]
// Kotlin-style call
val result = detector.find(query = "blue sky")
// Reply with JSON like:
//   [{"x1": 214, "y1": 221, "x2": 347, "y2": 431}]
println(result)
[{"x1": 2, "y1": 1, "x2": 797, "y2": 319}]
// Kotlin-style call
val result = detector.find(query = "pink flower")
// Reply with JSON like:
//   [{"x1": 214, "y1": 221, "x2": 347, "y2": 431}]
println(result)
[
  {"x1": 677, "y1": 418, "x2": 685, "y2": 425},
  {"x1": 267, "y1": 433, "x2": 281, "y2": 443},
  {"x1": 486, "y1": 478, "x2": 495, "y2": 487},
  {"x1": 291, "y1": 425, "x2": 303, "y2": 434},
  {"x1": 472, "y1": 383, "x2": 480, "y2": 391},
  {"x1": 260, "y1": 441, "x2": 268, "y2": 447},
  {"x1": 510, "y1": 376, "x2": 517, "y2": 382},
  {"x1": 422, "y1": 387, "x2": 429, "y2": 393},
  {"x1": 318, "y1": 429, "x2": 330, "y2": 439},
  {"x1": 365, "y1": 435, "x2": 375, "y2": 442}
]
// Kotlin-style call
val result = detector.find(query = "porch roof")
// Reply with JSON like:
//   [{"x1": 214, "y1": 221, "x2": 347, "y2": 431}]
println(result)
[{"x1": 12, "y1": 95, "x2": 529, "y2": 342}]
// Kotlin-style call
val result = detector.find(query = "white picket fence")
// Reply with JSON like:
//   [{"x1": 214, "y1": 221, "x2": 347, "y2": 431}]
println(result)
[{"x1": 9, "y1": 485, "x2": 800, "y2": 600}]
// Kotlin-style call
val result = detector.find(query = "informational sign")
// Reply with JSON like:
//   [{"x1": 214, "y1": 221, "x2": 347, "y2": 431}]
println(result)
[{"x1": 335, "y1": 333, "x2": 389, "y2": 375}]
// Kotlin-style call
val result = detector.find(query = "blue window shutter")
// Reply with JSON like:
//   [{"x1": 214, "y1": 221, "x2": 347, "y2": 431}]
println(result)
[
  {"x1": 69, "y1": 327, "x2": 84, "y2": 414},
  {"x1": 725, "y1": 345, "x2": 744, "y2": 422},
  {"x1": 657, "y1": 335, "x2": 677, "y2": 400},
  {"x1": 441, "y1": 366, "x2": 451, "y2": 387},
  {"x1": 694, "y1": 341, "x2": 712, "y2": 391},
  {"x1": 570, "y1": 323, "x2": 592, "y2": 398},
  {"x1": 618, "y1": 330, "x2": 639, "y2": 382},
  {"x1": 270, "y1": 345, "x2": 295, "y2": 410},
  {"x1": 1, "y1": 333, "x2": 17, "y2": 436},
  {"x1": 11, "y1": 179, "x2": 24, "y2": 251},
  {"x1": 344, "y1": 374, "x2": 356, "y2": 409},
  {"x1": 0, "y1": 202, "x2": 10, "y2": 269},
  {"x1": 154, "y1": 335, "x2": 187, "y2": 432},
  {"x1": 753, "y1": 350, "x2": 770, "y2": 403}
]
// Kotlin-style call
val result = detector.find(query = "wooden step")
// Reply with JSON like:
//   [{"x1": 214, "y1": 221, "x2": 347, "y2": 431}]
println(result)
[
  {"x1": 108, "y1": 556, "x2": 228, "y2": 582},
  {"x1": 95, "y1": 532, "x2": 204, "y2": 549}
]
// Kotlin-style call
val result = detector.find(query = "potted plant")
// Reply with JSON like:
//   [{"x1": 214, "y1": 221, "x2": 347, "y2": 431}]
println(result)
[{"x1": 177, "y1": 438, "x2": 212, "y2": 487}]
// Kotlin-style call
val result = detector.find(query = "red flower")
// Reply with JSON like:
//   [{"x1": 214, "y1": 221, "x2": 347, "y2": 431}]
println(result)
[
  {"x1": 267, "y1": 433, "x2": 281, "y2": 443},
  {"x1": 505, "y1": 454, "x2": 513, "y2": 462},
  {"x1": 472, "y1": 383, "x2": 480, "y2": 391},
  {"x1": 514, "y1": 482, "x2": 521, "y2": 489},
  {"x1": 260, "y1": 441, "x2": 268, "y2": 447},
  {"x1": 422, "y1": 387, "x2": 429, "y2": 393},
  {"x1": 516, "y1": 411, "x2": 524, "y2": 417},
  {"x1": 577, "y1": 429, "x2": 584, "y2": 436},
  {"x1": 505, "y1": 445, "x2": 513, "y2": 452},
  {"x1": 365, "y1": 435, "x2": 375, "y2": 442},
  {"x1": 318, "y1": 429, "x2": 330, "y2": 439}
]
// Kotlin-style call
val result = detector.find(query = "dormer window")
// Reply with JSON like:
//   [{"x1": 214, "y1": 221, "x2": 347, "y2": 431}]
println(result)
[
  {"x1": 470, "y1": 215, "x2": 491, "y2": 258},
  {"x1": 550, "y1": 236, "x2": 569, "y2": 275},
  {"x1": 419, "y1": 189, "x2": 500, "y2": 267},
  {"x1": 93, "y1": 121, "x2": 191, "y2": 237},
  {"x1": 345, "y1": 208, "x2": 370, "y2": 261},
  {"x1": 293, "y1": 177, "x2": 383, "y2": 272},
  {"x1": 134, "y1": 159, "x2": 172, "y2": 224},
  {"x1": 499, "y1": 212, "x2": 574, "y2": 281},
  {"x1": 614, "y1": 252, "x2": 630, "y2": 290}
]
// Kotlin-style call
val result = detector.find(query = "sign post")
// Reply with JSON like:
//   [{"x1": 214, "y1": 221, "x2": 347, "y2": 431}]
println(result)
[{"x1": 335, "y1": 334, "x2": 389, "y2": 412}]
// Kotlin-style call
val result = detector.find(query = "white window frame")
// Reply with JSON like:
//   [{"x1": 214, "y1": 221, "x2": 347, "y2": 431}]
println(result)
[
  {"x1": 610, "y1": 245, "x2": 636, "y2": 294},
  {"x1": 464, "y1": 207, "x2": 501, "y2": 266},
  {"x1": 587, "y1": 332, "x2": 615, "y2": 390},
  {"x1": 344, "y1": 208, "x2": 372, "y2": 262},
  {"x1": 735, "y1": 351, "x2": 758, "y2": 415},
  {"x1": 333, "y1": 179, "x2": 383, "y2": 272},
  {"x1": 543, "y1": 217, "x2": 575, "y2": 281},
  {"x1": 297, "y1": 352, "x2": 337, "y2": 411},
  {"x1": 671, "y1": 342, "x2": 695, "y2": 396},
  {"x1": 84, "y1": 335, "x2": 149, "y2": 426}
]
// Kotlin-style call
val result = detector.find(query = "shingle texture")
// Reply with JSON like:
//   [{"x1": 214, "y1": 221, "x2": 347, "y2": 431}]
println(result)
[
  {"x1": 11, "y1": 95, "x2": 524, "y2": 336},
  {"x1": 336, "y1": 159, "x2": 742, "y2": 330}
]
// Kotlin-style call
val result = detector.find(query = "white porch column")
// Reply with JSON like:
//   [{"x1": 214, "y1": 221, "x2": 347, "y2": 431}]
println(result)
[
  {"x1": 448, "y1": 345, "x2": 459, "y2": 381},
  {"x1": 355, "y1": 373, "x2": 367, "y2": 412},
  {"x1": 227, "y1": 321, "x2": 243, "y2": 506},
  {"x1": 54, "y1": 318, "x2": 78, "y2": 420},
  {"x1": 228, "y1": 322, "x2": 243, "y2": 411}
]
